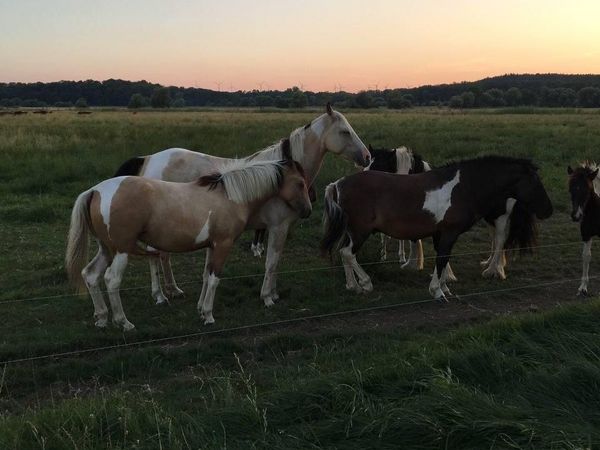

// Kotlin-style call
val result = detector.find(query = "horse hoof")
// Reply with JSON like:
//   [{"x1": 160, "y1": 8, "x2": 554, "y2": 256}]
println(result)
[
  {"x1": 169, "y1": 288, "x2": 185, "y2": 298},
  {"x1": 122, "y1": 321, "x2": 136, "y2": 332},
  {"x1": 263, "y1": 297, "x2": 275, "y2": 307},
  {"x1": 434, "y1": 293, "x2": 449, "y2": 303},
  {"x1": 94, "y1": 318, "x2": 108, "y2": 328},
  {"x1": 153, "y1": 293, "x2": 169, "y2": 306},
  {"x1": 577, "y1": 289, "x2": 589, "y2": 298},
  {"x1": 360, "y1": 281, "x2": 373, "y2": 293},
  {"x1": 203, "y1": 315, "x2": 215, "y2": 325}
]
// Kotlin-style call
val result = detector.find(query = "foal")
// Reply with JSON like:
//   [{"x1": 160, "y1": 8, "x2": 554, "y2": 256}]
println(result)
[
  {"x1": 567, "y1": 164, "x2": 600, "y2": 296},
  {"x1": 66, "y1": 159, "x2": 311, "y2": 330},
  {"x1": 366, "y1": 145, "x2": 430, "y2": 269},
  {"x1": 321, "y1": 156, "x2": 553, "y2": 300}
]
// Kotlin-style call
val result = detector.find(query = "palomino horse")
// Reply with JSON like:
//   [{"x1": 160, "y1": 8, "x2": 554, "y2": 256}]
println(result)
[
  {"x1": 65, "y1": 157, "x2": 311, "y2": 330},
  {"x1": 366, "y1": 145, "x2": 431, "y2": 270},
  {"x1": 321, "y1": 156, "x2": 553, "y2": 300},
  {"x1": 113, "y1": 104, "x2": 370, "y2": 307},
  {"x1": 567, "y1": 163, "x2": 600, "y2": 296}
]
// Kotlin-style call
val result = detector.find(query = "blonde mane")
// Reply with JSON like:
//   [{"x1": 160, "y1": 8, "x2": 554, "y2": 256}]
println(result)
[
  {"x1": 204, "y1": 159, "x2": 284, "y2": 204},
  {"x1": 581, "y1": 161, "x2": 600, "y2": 194},
  {"x1": 394, "y1": 147, "x2": 414, "y2": 174}
]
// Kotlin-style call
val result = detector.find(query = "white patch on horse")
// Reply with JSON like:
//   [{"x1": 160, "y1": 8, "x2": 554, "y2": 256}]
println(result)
[
  {"x1": 195, "y1": 211, "x2": 212, "y2": 244},
  {"x1": 423, "y1": 170, "x2": 460, "y2": 223},
  {"x1": 143, "y1": 148, "x2": 183, "y2": 179},
  {"x1": 394, "y1": 147, "x2": 413, "y2": 174},
  {"x1": 97, "y1": 176, "x2": 127, "y2": 233}
]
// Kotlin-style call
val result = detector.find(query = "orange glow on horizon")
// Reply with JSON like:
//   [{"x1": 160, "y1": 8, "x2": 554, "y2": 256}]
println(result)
[{"x1": 1, "y1": 0, "x2": 600, "y2": 92}]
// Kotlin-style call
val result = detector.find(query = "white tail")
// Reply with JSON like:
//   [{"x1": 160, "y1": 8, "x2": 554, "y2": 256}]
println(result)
[{"x1": 65, "y1": 190, "x2": 92, "y2": 293}]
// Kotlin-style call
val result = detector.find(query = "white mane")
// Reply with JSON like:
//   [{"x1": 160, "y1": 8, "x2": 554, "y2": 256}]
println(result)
[
  {"x1": 394, "y1": 147, "x2": 414, "y2": 174},
  {"x1": 246, "y1": 127, "x2": 307, "y2": 166},
  {"x1": 581, "y1": 161, "x2": 600, "y2": 194},
  {"x1": 217, "y1": 159, "x2": 283, "y2": 204}
]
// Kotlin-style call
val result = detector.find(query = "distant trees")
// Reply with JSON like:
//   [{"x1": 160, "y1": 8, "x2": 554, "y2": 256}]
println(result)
[
  {"x1": 577, "y1": 87, "x2": 600, "y2": 108},
  {"x1": 3, "y1": 75, "x2": 600, "y2": 109},
  {"x1": 75, "y1": 97, "x2": 88, "y2": 108},
  {"x1": 128, "y1": 93, "x2": 150, "y2": 109},
  {"x1": 150, "y1": 88, "x2": 171, "y2": 108}
]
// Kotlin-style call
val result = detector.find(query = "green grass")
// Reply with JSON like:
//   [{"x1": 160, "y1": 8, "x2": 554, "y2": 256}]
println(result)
[{"x1": 1, "y1": 109, "x2": 600, "y2": 449}]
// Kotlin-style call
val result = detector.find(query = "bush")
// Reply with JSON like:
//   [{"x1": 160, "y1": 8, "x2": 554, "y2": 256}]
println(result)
[
  {"x1": 460, "y1": 91, "x2": 475, "y2": 108},
  {"x1": 577, "y1": 87, "x2": 600, "y2": 108},
  {"x1": 449, "y1": 95, "x2": 464, "y2": 108},
  {"x1": 151, "y1": 88, "x2": 171, "y2": 108},
  {"x1": 75, "y1": 97, "x2": 88, "y2": 108},
  {"x1": 505, "y1": 87, "x2": 522, "y2": 106},
  {"x1": 128, "y1": 93, "x2": 150, "y2": 109},
  {"x1": 388, "y1": 93, "x2": 412, "y2": 109}
]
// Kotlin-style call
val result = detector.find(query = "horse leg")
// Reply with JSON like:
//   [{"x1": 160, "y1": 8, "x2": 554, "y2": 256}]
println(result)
[
  {"x1": 149, "y1": 258, "x2": 169, "y2": 305},
  {"x1": 160, "y1": 253, "x2": 185, "y2": 298},
  {"x1": 480, "y1": 228, "x2": 495, "y2": 266},
  {"x1": 341, "y1": 234, "x2": 372, "y2": 293},
  {"x1": 482, "y1": 213, "x2": 510, "y2": 280},
  {"x1": 340, "y1": 237, "x2": 361, "y2": 292},
  {"x1": 260, "y1": 222, "x2": 290, "y2": 307},
  {"x1": 578, "y1": 239, "x2": 592, "y2": 297},
  {"x1": 200, "y1": 242, "x2": 232, "y2": 325},
  {"x1": 82, "y1": 243, "x2": 110, "y2": 328},
  {"x1": 401, "y1": 240, "x2": 424, "y2": 270},
  {"x1": 398, "y1": 240, "x2": 407, "y2": 264},
  {"x1": 103, "y1": 253, "x2": 135, "y2": 331},
  {"x1": 380, "y1": 234, "x2": 388, "y2": 261},
  {"x1": 196, "y1": 249, "x2": 211, "y2": 317},
  {"x1": 251, "y1": 229, "x2": 266, "y2": 257},
  {"x1": 430, "y1": 233, "x2": 457, "y2": 301}
]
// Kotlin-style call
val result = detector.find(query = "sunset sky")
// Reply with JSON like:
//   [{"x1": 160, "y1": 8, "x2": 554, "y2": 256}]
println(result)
[{"x1": 1, "y1": 0, "x2": 600, "y2": 92}]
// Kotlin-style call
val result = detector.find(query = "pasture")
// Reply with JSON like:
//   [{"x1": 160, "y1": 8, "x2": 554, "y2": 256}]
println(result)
[{"x1": 1, "y1": 108, "x2": 600, "y2": 449}]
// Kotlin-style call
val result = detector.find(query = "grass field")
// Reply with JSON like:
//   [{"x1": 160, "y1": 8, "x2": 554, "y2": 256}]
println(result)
[{"x1": 1, "y1": 108, "x2": 600, "y2": 449}]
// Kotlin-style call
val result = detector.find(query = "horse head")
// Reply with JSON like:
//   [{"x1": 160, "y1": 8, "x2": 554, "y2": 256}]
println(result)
[{"x1": 568, "y1": 165, "x2": 598, "y2": 222}]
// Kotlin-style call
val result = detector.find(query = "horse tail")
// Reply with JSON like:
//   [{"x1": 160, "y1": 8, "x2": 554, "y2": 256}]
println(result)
[
  {"x1": 410, "y1": 151, "x2": 427, "y2": 174},
  {"x1": 113, "y1": 156, "x2": 145, "y2": 177},
  {"x1": 320, "y1": 181, "x2": 348, "y2": 256},
  {"x1": 65, "y1": 190, "x2": 93, "y2": 293},
  {"x1": 505, "y1": 201, "x2": 538, "y2": 255}
]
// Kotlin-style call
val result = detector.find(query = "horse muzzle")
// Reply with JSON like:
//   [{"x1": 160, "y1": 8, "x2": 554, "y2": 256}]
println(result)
[{"x1": 299, "y1": 205, "x2": 312, "y2": 219}]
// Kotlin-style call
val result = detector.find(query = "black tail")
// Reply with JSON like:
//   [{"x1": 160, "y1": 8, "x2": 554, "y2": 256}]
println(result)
[
  {"x1": 320, "y1": 182, "x2": 349, "y2": 256},
  {"x1": 505, "y1": 202, "x2": 538, "y2": 255},
  {"x1": 113, "y1": 156, "x2": 145, "y2": 177}
]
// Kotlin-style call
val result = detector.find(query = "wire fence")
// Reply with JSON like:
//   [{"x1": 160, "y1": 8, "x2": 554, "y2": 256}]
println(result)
[
  {"x1": 0, "y1": 272, "x2": 592, "y2": 366},
  {"x1": 0, "y1": 239, "x2": 586, "y2": 306}
]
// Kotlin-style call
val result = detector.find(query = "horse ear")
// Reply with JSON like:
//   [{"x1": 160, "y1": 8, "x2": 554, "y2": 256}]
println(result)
[
  {"x1": 326, "y1": 102, "x2": 333, "y2": 116},
  {"x1": 567, "y1": 166, "x2": 573, "y2": 175}
]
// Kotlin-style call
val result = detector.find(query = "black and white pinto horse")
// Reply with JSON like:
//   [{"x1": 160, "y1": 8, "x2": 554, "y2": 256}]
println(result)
[
  {"x1": 567, "y1": 163, "x2": 600, "y2": 296},
  {"x1": 321, "y1": 156, "x2": 553, "y2": 300},
  {"x1": 365, "y1": 145, "x2": 431, "y2": 269}
]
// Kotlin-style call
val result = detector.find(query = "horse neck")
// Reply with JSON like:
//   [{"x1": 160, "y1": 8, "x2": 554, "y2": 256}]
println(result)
[
  {"x1": 292, "y1": 115, "x2": 329, "y2": 185},
  {"x1": 461, "y1": 163, "x2": 520, "y2": 212}
]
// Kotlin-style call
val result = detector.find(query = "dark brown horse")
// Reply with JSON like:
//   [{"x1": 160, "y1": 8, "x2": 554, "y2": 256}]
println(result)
[
  {"x1": 321, "y1": 156, "x2": 553, "y2": 300},
  {"x1": 567, "y1": 163, "x2": 600, "y2": 296}
]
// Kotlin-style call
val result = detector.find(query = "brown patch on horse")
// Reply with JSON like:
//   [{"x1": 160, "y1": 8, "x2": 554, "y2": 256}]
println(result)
[{"x1": 197, "y1": 173, "x2": 223, "y2": 190}]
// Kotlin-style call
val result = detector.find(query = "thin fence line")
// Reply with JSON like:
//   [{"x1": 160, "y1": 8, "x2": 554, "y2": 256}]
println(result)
[
  {"x1": 0, "y1": 274, "x2": 592, "y2": 366},
  {"x1": 0, "y1": 240, "x2": 586, "y2": 306}
]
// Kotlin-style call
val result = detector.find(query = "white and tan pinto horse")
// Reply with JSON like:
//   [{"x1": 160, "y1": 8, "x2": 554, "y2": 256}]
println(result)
[
  {"x1": 66, "y1": 158, "x2": 311, "y2": 330},
  {"x1": 113, "y1": 104, "x2": 370, "y2": 307}
]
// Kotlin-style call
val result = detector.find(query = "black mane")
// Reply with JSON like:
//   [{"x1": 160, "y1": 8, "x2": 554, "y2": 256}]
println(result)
[{"x1": 441, "y1": 155, "x2": 538, "y2": 172}]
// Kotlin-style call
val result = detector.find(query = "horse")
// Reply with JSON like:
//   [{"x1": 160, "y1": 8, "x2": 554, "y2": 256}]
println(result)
[
  {"x1": 112, "y1": 104, "x2": 370, "y2": 307},
  {"x1": 567, "y1": 163, "x2": 600, "y2": 296},
  {"x1": 365, "y1": 145, "x2": 431, "y2": 269},
  {"x1": 65, "y1": 157, "x2": 312, "y2": 330},
  {"x1": 321, "y1": 156, "x2": 552, "y2": 300}
]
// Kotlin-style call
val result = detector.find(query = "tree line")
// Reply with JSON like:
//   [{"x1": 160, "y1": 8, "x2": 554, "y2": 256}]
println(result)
[{"x1": 1, "y1": 74, "x2": 600, "y2": 109}]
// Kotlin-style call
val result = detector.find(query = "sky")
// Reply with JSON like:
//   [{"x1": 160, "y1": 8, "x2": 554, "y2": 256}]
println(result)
[{"x1": 1, "y1": 0, "x2": 600, "y2": 92}]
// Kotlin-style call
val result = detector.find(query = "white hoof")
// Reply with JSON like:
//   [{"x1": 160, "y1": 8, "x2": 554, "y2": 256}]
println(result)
[
  {"x1": 122, "y1": 320, "x2": 135, "y2": 332},
  {"x1": 168, "y1": 287, "x2": 185, "y2": 298},
  {"x1": 251, "y1": 243, "x2": 264, "y2": 258},
  {"x1": 94, "y1": 318, "x2": 108, "y2": 328},
  {"x1": 263, "y1": 296, "x2": 275, "y2": 307},
  {"x1": 482, "y1": 267, "x2": 506, "y2": 280},
  {"x1": 480, "y1": 258, "x2": 491, "y2": 267},
  {"x1": 401, "y1": 259, "x2": 418, "y2": 270},
  {"x1": 203, "y1": 314, "x2": 215, "y2": 325},
  {"x1": 360, "y1": 280, "x2": 373, "y2": 293},
  {"x1": 153, "y1": 292, "x2": 169, "y2": 306},
  {"x1": 577, "y1": 289, "x2": 590, "y2": 298},
  {"x1": 380, "y1": 253, "x2": 387, "y2": 262}
]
